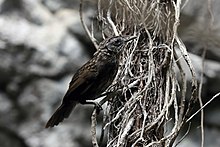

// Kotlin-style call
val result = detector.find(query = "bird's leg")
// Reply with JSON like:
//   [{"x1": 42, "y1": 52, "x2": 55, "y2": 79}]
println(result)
[
  {"x1": 81, "y1": 100, "x2": 103, "y2": 114},
  {"x1": 98, "y1": 91, "x2": 113, "y2": 98},
  {"x1": 99, "y1": 88, "x2": 123, "y2": 105}
]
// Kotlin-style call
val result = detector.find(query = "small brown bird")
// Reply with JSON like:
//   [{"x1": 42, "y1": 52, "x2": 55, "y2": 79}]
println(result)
[{"x1": 45, "y1": 36, "x2": 136, "y2": 128}]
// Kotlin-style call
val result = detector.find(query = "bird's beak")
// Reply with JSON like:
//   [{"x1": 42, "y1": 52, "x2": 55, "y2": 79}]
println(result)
[{"x1": 125, "y1": 36, "x2": 137, "y2": 42}]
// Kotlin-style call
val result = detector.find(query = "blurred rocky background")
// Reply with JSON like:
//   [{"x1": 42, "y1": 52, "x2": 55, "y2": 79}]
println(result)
[{"x1": 0, "y1": 0, "x2": 219, "y2": 147}]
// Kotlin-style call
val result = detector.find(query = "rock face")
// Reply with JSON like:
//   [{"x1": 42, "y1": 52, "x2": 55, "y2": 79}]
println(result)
[
  {"x1": 0, "y1": 0, "x2": 97, "y2": 147},
  {"x1": 0, "y1": 0, "x2": 219, "y2": 147}
]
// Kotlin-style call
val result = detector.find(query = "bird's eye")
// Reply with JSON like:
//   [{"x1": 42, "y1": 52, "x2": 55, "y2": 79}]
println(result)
[{"x1": 113, "y1": 39, "x2": 122, "y2": 46}]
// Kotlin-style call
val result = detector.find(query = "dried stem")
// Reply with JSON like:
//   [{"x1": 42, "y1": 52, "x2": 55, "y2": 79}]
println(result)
[
  {"x1": 91, "y1": 109, "x2": 99, "y2": 147},
  {"x1": 87, "y1": 0, "x2": 204, "y2": 146},
  {"x1": 80, "y1": 0, "x2": 98, "y2": 49}
]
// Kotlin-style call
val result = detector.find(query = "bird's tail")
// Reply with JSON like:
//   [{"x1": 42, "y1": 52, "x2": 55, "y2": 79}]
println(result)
[{"x1": 45, "y1": 102, "x2": 77, "y2": 128}]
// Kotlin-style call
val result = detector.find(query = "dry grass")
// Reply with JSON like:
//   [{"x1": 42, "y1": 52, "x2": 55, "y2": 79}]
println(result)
[{"x1": 81, "y1": 0, "x2": 199, "y2": 146}]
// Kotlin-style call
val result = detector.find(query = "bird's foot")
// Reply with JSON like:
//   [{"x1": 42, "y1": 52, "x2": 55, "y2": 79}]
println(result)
[{"x1": 94, "y1": 103, "x2": 103, "y2": 114}]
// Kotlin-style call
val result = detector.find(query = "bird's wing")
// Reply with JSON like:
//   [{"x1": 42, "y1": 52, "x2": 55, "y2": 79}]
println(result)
[{"x1": 65, "y1": 62, "x2": 98, "y2": 98}]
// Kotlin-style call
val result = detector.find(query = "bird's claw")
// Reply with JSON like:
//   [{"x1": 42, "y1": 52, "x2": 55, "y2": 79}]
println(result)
[{"x1": 94, "y1": 102, "x2": 103, "y2": 114}]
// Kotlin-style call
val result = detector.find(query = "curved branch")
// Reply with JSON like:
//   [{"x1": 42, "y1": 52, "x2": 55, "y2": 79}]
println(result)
[{"x1": 80, "y1": 0, "x2": 99, "y2": 49}]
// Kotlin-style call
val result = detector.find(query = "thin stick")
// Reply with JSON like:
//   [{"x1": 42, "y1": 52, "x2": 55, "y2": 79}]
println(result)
[
  {"x1": 174, "y1": 123, "x2": 191, "y2": 147},
  {"x1": 91, "y1": 109, "x2": 99, "y2": 147},
  {"x1": 80, "y1": 0, "x2": 99, "y2": 49},
  {"x1": 107, "y1": 0, "x2": 119, "y2": 36},
  {"x1": 198, "y1": 49, "x2": 206, "y2": 147},
  {"x1": 186, "y1": 92, "x2": 220, "y2": 123}
]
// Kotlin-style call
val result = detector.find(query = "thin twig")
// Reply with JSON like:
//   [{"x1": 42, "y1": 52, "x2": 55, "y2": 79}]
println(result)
[
  {"x1": 186, "y1": 92, "x2": 220, "y2": 123},
  {"x1": 91, "y1": 109, "x2": 99, "y2": 147},
  {"x1": 198, "y1": 49, "x2": 206, "y2": 147},
  {"x1": 174, "y1": 122, "x2": 191, "y2": 147},
  {"x1": 107, "y1": 0, "x2": 119, "y2": 36},
  {"x1": 80, "y1": 0, "x2": 98, "y2": 49}
]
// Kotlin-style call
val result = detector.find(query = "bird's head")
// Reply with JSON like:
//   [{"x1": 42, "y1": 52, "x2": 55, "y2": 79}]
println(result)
[{"x1": 100, "y1": 36, "x2": 136, "y2": 54}]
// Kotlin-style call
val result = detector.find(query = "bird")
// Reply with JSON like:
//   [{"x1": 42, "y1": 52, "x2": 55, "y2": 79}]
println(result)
[{"x1": 45, "y1": 35, "x2": 136, "y2": 128}]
